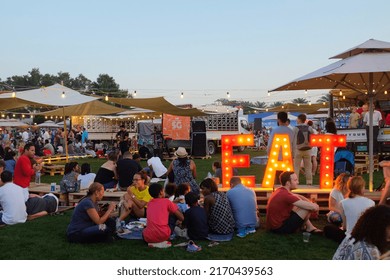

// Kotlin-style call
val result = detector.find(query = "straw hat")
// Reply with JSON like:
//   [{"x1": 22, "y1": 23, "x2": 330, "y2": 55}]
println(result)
[{"x1": 175, "y1": 147, "x2": 188, "y2": 158}]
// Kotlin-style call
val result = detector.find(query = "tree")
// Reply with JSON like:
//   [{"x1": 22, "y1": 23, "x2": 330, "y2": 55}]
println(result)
[
  {"x1": 269, "y1": 101, "x2": 284, "y2": 107},
  {"x1": 91, "y1": 74, "x2": 119, "y2": 92},
  {"x1": 253, "y1": 101, "x2": 267, "y2": 108},
  {"x1": 71, "y1": 74, "x2": 92, "y2": 90},
  {"x1": 317, "y1": 94, "x2": 330, "y2": 103},
  {"x1": 291, "y1": 98, "x2": 309, "y2": 104}
]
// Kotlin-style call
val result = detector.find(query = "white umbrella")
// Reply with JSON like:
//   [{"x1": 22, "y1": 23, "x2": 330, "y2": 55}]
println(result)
[
  {"x1": 36, "y1": 120, "x2": 60, "y2": 128},
  {"x1": 270, "y1": 39, "x2": 390, "y2": 191},
  {"x1": 0, "y1": 119, "x2": 29, "y2": 127},
  {"x1": 261, "y1": 113, "x2": 298, "y2": 121}
]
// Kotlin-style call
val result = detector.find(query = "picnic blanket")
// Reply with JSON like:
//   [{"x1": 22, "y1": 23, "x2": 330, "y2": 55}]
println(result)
[{"x1": 117, "y1": 220, "x2": 146, "y2": 240}]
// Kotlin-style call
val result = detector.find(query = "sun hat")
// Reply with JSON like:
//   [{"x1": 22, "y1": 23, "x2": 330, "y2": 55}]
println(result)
[{"x1": 175, "y1": 147, "x2": 188, "y2": 158}]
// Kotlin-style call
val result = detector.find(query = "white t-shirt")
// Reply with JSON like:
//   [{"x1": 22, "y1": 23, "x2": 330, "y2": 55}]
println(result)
[
  {"x1": 147, "y1": 157, "x2": 167, "y2": 178},
  {"x1": 0, "y1": 182, "x2": 27, "y2": 225},
  {"x1": 77, "y1": 173, "x2": 96, "y2": 190},
  {"x1": 341, "y1": 196, "x2": 375, "y2": 235},
  {"x1": 363, "y1": 110, "x2": 382, "y2": 126}
]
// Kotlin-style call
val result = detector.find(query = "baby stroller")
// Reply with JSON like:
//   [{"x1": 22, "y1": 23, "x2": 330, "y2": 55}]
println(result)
[{"x1": 334, "y1": 148, "x2": 355, "y2": 177}]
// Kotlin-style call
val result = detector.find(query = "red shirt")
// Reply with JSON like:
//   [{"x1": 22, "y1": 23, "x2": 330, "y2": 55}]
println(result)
[
  {"x1": 13, "y1": 155, "x2": 35, "y2": 188},
  {"x1": 143, "y1": 198, "x2": 178, "y2": 243},
  {"x1": 266, "y1": 187, "x2": 299, "y2": 230}
]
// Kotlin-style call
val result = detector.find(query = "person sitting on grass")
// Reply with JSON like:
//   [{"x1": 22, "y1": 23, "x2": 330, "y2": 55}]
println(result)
[
  {"x1": 0, "y1": 170, "x2": 27, "y2": 226},
  {"x1": 200, "y1": 178, "x2": 235, "y2": 240},
  {"x1": 182, "y1": 192, "x2": 208, "y2": 240},
  {"x1": 66, "y1": 182, "x2": 117, "y2": 243},
  {"x1": 117, "y1": 172, "x2": 152, "y2": 226},
  {"x1": 266, "y1": 171, "x2": 321, "y2": 234},
  {"x1": 227, "y1": 177, "x2": 259, "y2": 238},
  {"x1": 142, "y1": 183, "x2": 184, "y2": 248},
  {"x1": 326, "y1": 172, "x2": 350, "y2": 227},
  {"x1": 77, "y1": 163, "x2": 96, "y2": 190},
  {"x1": 324, "y1": 175, "x2": 375, "y2": 244},
  {"x1": 174, "y1": 183, "x2": 191, "y2": 213},
  {"x1": 26, "y1": 193, "x2": 59, "y2": 220},
  {"x1": 164, "y1": 182, "x2": 177, "y2": 201},
  {"x1": 333, "y1": 205, "x2": 390, "y2": 260}
]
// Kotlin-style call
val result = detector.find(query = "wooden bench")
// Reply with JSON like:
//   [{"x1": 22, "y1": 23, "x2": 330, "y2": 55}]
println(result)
[
  {"x1": 68, "y1": 190, "x2": 126, "y2": 205},
  {"x1": 42, "y1": 154, "x2": 93, "y2": 164},
  {"x1": 42, "y1": 164, "x2": 65, "y2": 176}
]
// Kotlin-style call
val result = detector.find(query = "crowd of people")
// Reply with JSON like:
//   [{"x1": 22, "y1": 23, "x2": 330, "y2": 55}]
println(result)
[{"x1": 1, "y1": 113, "x2": 390, "y2": 260}]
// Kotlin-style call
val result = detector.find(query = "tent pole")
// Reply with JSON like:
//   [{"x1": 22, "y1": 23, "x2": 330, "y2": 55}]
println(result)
[
  {"x1": 368, "y1": 73, "x2": 374, "y2": 192},
  {"x1": 63, "y1": 107, "x2": 69, "y2": 163}
]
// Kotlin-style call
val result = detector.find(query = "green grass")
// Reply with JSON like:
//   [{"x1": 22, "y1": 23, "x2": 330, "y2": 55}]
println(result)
[{"x1": 0, "y1": 149, "x2": 384, "y2": 260}]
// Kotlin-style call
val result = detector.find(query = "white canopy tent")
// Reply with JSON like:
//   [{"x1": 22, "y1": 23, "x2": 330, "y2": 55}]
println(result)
[{"x1": 0, "y1": 83, "x2": 98, "y2": 106}]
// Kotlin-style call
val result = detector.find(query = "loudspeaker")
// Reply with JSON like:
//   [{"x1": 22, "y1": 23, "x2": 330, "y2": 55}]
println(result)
[
  {"x1": 254, "y1": 118, "x2": 262, "y2": 131},
  {"x1": 191, "y1": 133, "x2": 207, "y2": 157},
  {"x1": 191, "y1": 121, "x2": 206, "y2": 133}
]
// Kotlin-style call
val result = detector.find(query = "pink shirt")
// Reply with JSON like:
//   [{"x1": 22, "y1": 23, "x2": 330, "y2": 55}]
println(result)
[{"x1": 143, "y1": 198, "x2": 178, "y2": 243}]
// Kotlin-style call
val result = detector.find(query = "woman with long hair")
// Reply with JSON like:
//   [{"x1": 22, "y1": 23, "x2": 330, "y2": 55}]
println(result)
[
  {"x1": 67, "y1": 182, "x2": 117, "y2": 243},
  {"x1": 333, "y1": 205, "x2": 390, "y2": 260}
]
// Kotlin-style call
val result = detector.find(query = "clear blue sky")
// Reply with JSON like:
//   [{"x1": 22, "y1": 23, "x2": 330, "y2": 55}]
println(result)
[{"x1": 1, "y1": 0, "x2": 390, "y2": 106}]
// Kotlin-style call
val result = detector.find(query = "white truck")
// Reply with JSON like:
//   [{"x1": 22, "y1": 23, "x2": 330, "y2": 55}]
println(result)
[{"x1": 192, "y1": 105, "x2": 251, "y2": 155}]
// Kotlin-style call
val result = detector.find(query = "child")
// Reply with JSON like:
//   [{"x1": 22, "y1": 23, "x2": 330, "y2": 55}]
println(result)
[
  {"x1": 182, "y1": 192, "x2": 208, "y2": 240},
  {"x1": 143, "y1": 183, "x2": 184, "y2": 248},
  {"x1": 174, "y1": 183, "x2": 191, "y2": 213},
  {"x1": 164, "y1": 183, "x2": 177, "y2": 201}
]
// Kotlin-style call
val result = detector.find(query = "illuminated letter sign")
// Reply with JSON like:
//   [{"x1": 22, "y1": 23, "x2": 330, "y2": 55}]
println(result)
[
  {"x1": 310, "y1": 134, "x2": 346, "y2": 189},
  {"x1": 221, "y1": 134, "x2": 255, "y2": 188},
  {"x1": 262, "y1": 134, "x2": 293, "y2": 189}
]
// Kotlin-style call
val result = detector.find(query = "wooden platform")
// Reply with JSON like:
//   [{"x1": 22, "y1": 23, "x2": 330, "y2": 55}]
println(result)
[
  {"x1": 42, "y1": 164, "x2": 65, "y2": 176},
  {"x1": 42, "y1": 154, "x2": 93, "y2": 164},
  {"x1": 354, "y1": 153, "x2": 380, "y2": 175},
  {"x1": 68, "y1": 190, "x2": 126, "y2": 205},
  {"x1": 219, "y1": 185, "x2": 382, "y2": 213}
]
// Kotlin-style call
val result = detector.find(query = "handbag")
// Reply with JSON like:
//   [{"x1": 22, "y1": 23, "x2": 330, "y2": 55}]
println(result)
[{"x1": 60, "y1": 174, "x2": 80, "y2": 193}]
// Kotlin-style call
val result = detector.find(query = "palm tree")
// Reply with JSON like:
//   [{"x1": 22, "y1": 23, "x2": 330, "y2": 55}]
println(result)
[
  {"x1": 269, "y1": 101, "x2": 284, "y2": 108},
  {"x1": 316, "y1": 94, "x2": 330, "y2": 103},
  {"x1": 253, "y1": 101, "x2": 267, "y2": 108},
  {"x1": 291, "y1": 98, "x2": 309, "y2": 104}
]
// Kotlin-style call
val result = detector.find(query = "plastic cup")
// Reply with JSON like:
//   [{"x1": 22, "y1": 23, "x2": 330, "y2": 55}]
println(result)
[
  {"x1": 303, "y1": 232, "x2": 311, "y2": 243},
  {"x1": 50, "y1": 183, "x2": 56, "y2": 192}
]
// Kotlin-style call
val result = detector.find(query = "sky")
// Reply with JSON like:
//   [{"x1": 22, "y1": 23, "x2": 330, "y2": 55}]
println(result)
[{"x1": 1, "y1": 0, "x2": 390, "y2": 107}]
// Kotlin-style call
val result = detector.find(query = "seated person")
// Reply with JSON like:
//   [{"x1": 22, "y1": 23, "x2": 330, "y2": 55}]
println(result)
[
  {"x1": 174, "y1": 183, "x2": 191, "y2": 213},
  {"x1": 94, "y1": 150, "x2": 119, "y2": 190},
  {"x1": 142, "y1": 183, "x2": 184, "y2": 246},
  {"x1": 182, "y1": 192, "x2": 208, "y2": 240},
  {"x1": 67, "y1": 140, "x2": 76, "y2": 155},
  {"x1": 379, "y1": 160, "x2": 390, "y2": 205},
  {"x1": 0, "y1": 170, "x2": 27, "y2": 225},
  {"x1": 146, "y1": 153, "x2": 167, "y2": 178},
  {"x1": 60, "y1": 162, "x2": 80, "y2": 193},
  {"x1": 200, "y1": 178, "x2": 235, "y2": 237},
  {"x1": 212, "y1": 161, "x2": 238, "y2": 183},
  {"x1": 4, "y1": 150, "x2": 16, "y2": 176},
  {"x1": 326, "y1": 173, "x2": 350, "y2": 226},
  {"x1": 164, "y1": 183, "x2": 177, "y2": 201},
  {"x1": 42, "y1": 139, "x2": 55, "y2": 156},
  {"x1": 117, "y1": 172, "x2": 152, "y2": 224},
  {"x1": 66, "y1": 182, "x2": 117, "y2": 243},
  {"x1": 227, "y1": 177, "x2": 259, "y2": 238},
  {"x1": 266, "y1": 171, "x2": 321, "y2": 234},
  {"x1": 116, "y1": 151, "x2": 142, "y2": 191},
  {"x1": 25, "y1": 193, "x2": 59, "y2": 220},
  {"x1": 77, "y1": 163, "x2": 96, "y2": 190}
]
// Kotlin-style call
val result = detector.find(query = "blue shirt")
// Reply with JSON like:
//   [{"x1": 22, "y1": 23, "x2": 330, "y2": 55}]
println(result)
[
  {"x1": 226, "y1": 184, "x2": 258, "y2": 230},
  {"x1": 67, "y1": 197, "x2": 97, "y2": 235},
  {"x1": 267, "y1": 125, "x2": 294, "y2": 159}
]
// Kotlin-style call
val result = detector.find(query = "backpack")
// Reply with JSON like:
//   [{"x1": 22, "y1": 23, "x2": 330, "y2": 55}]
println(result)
[{"x1": 296, "y1": 125, "x2": 311, "y2": 151}]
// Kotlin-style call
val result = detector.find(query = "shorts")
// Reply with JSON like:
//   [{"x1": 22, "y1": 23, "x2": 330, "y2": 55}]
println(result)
[{"x1": 272, "y1": 211, "x2": 304, "y2": 234}]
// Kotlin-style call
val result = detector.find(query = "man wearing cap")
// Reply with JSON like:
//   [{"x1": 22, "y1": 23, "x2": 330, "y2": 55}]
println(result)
[{"x1": 116, "y1": 125, "x2": 129, "y2": 155}]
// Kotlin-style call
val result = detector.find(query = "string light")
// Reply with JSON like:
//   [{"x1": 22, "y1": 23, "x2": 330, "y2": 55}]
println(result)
[
  {"x1": 105, "y1": 95, "x2": 109, "y2": 101},
  {"x1": 133, "y1": 90, "x2": 137, "y2": 97},
  {"x1": 181, "y1": 92, "x2": 184, "y2": 99},
  {"x1": 12, "y1": 91, "x2": 16, "y2": 98},
  {"x1": 385, "y1": 90, "x2": 388, "y2": 95},
  {"x1": 227, "y1": 92, "x2": 230, "y2": 98},
  {"x1": 61, "y1": 91, "x2": 65, "y2": 98},
  {"x1": 339, "y1": 90, "x2": 342, "y2": 96}
]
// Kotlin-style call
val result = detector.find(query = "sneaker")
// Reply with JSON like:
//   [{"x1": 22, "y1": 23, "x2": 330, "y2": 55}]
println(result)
[
  {"x1": 246, "y1": 227, "x2": 256, "y2": 234},
  {"x1": 169, "y1": 233, "x2": 176, "y2": 240},
  {"x1": 186, "y1": 240, "x2": 202, "y2": 252},
  {"x1": 236, "y1": 228, "x2": 247, "y2": 238},
  {"x1": 148, "y1": 241, "x2": 172, "y2": 248}
]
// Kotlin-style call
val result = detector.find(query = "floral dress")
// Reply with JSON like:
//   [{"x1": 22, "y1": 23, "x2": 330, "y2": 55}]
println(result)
[
  {"x1": 333, "y1": 236, "x2": 381, "y2": 260},
  {"x1": 172, "y1": 159, "x2": 199, "y2": 195}
]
